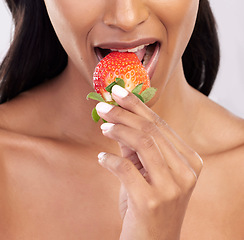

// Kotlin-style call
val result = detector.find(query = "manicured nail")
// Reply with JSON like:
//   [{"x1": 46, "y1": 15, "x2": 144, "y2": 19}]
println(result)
[
  {"x1": 101, "y1": 123, "x2": 115, "y2": 132},
  {"x1": 96, "y1": 102, "x2": 114, "y2": 114},
  {"x1": 112, "y1": 85, "x2": 129, "y2": 98},
  {"x1": 98, "y1": 152, "x2": 106, "y2": 164}
]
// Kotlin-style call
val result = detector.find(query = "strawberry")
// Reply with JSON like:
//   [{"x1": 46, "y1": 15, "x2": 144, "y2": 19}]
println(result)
[
  {"x1": 93, "y1": 51, "x2": 150, "y2": 102},
  {"x1": 87, "y1": 51, "x2": 156, "y2": 122}
]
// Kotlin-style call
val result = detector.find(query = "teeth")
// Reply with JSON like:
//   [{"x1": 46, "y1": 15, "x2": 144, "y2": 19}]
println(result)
[{"x1": 110, "y1": 44, "x2": 149, "y2": 53}]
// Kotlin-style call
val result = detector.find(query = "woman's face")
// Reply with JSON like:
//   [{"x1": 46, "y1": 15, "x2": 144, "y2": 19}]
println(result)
[{"x1": 44, "y1": 0, "x2": 199, "y2": 95}]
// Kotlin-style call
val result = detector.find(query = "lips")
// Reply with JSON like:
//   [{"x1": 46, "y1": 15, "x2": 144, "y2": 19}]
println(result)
[{"x1": 94, "y1": 41, "x2": 160, "y2": 79}]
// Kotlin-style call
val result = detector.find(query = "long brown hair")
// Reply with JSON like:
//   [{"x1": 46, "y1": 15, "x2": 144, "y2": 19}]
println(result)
[{"x1": 0, "y1": 0, "x2": 219, "y2": 103}]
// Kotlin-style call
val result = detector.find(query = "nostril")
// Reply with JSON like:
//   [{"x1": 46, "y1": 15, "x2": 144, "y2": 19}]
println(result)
[{"x1": 103, "y1": 1, "x2": 149, "y2": 32}]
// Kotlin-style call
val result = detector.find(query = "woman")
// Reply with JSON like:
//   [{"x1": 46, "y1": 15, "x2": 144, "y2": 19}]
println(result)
[{"x1": 0, "y1": 0, "x2": 243, "y2": 239}]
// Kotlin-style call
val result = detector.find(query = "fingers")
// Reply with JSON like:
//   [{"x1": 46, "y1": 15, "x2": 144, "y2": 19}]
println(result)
[
  {"x1": 118, "y1": 142, "x2": 143, "y2": 171},
  {"x1": 96, "y1": 84, "x2": 202, "y2": 193},
  {"x1": 100, "y1": 123, "x2": 174, "y2": 185},
  {"x1": 101, "y1": 122, "x2": 197, "y2": 191},
  {"x1": 95, "y1": 85, "x2": 202, "y2": 238},
  {"x1": 97, "y1": 152, "x2": 149, "y2": 201},
  {"x1": 96, "y1": 100, "x2": 202, "y2": 179},
  {"x1": 111, "y1": 84, "x2": 151, "y2": 119}
]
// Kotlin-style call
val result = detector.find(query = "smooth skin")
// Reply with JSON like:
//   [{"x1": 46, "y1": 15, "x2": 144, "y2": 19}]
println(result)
[
  {"x1": 0, "y1": 0, "x2": 244, "y2": 239},
  {"x1": 96, "y1": 85, "x2": 203, "y2": 240}
]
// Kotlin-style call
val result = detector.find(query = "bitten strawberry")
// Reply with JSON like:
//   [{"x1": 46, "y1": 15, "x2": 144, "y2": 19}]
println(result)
[
  {"x1": 93, "y1": 51, "x2": 150, "y2": 102},
  {"x1": 87, "y1": 51, "x2": 156, "y2": 122}
]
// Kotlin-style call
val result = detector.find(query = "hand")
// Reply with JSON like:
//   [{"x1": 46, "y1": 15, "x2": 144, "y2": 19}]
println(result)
[{"x1": 96, "y1": 85, "x2": 203, "y2": 240}]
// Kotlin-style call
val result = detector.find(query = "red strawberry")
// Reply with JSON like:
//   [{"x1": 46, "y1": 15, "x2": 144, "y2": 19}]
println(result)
[
  {"x1": 87, "y1": 51, "x2": 156, "y2": 122},
  {"x1": 93, "y1": 51, "x2": 150, "y2": 101}
]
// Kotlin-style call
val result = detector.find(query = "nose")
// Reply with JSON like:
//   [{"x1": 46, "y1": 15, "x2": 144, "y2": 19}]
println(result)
[{"x1": 103, "y1": 0, "x2": 149, "y2": 32}]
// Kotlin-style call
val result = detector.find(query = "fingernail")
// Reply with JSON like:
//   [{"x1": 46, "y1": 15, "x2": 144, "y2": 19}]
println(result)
[
  {"x1": 98, "y1": 152, "x2": 106, "y2": 164},
  {"x1": 96, "y1": 102, "x2": 114, "y2": 114},
  {"x1": 112, "y1": 85, "x2": 129, "y2": 98},
  {"x1": 100, "y1": 123, "x2": 115, "y2": 132}
]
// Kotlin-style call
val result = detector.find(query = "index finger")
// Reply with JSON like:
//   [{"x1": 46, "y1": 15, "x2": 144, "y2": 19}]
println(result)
[
  {"x1": 111, "y1": 85, "x2": 203, "y2": 175},
  {"x1": 98, "y1": 152, "x2": 150, "y2": 201}
]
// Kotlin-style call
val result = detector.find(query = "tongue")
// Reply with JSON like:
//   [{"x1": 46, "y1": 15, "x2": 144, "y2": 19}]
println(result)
[{"x1": 134, "y1": 47, "x2": 147, "y2": 62}]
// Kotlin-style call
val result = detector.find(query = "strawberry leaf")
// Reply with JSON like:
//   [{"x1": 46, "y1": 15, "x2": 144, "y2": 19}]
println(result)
[
  {"x1": 141, "y1": 87, "x2": 157, "y2": 103},
  {"x1": 115, "y1": 78, "x2": 125, "y2": 88},
  {"x1": 92, "y1": 107, "x2": 100, "y2": 122},
  {"x1": 109, "y1": 101, "x2": 119, "y2": 106},
  {"x1": 132, "y1": 83, "x2": 143, "y2": 95},
  {"x1": 87, "y1": 92, "x2": 105, "y2": 102},
  {"x1": 133, "y1": 92, "x2": 145, "y2": 103},
  {"x1": 105, "y1": 81, "x2": 117, "y2": 93}
]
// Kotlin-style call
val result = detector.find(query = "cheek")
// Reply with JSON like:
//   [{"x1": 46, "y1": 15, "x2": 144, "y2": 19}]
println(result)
[
  {"x1": 151, "y1": 0, "x2": 199, "y2": 73},
  {"x1": 151, "y1": 0, "x2": 199, "y2": 29},
  {"x1": 148, "y1": 0, "x2": 199, "y2": 94},
  {"x1": 44, "y1": 0, "x2": 104, "y2": 59},
  {"x1": 44, "y1": 0, "x2": 107, "y2": 81},
  {"x1": 155, "y1": 0, "x2": 199, "y2": 55},
  {"x1": 167, "y1": 0, "x2": 199, "y2": 51}
]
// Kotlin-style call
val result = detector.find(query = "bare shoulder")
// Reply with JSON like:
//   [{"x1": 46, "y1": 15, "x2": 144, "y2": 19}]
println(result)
[
  {"x1": 183, "y1": 117, "x2": 244, "y2": 239},
  {"x1": 0, "y1": 119, "x2": 31, "y2": 237},
  {"x1": 196, "y1": 95, "x2": 244, "y2": 192},
  {"x1": 214, "y1": 143, "x2": 244, "y2": 180},
  {"x1": 0, "y1": 117, "x2": 121, "y2": 239},
  {"x1": 195, "y1": 92, "x2": 244, "y2": 156},
  {"x1": 182, "y1": 142, "x2": 244, "y2": 239},
  {"x1": 0, "y1": 100, "x2": 33, "y2": 158},
  {"x1": 205, "y1": 99, "x2": 244, "y2": 183}
]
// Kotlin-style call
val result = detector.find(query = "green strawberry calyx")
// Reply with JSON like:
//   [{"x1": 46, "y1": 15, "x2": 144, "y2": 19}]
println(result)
[{"x1": 87, "y1": 78, "x2": 157, "y2": 122}]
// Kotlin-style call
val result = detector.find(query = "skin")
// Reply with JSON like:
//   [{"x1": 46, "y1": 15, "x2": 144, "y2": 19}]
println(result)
[{"x1": 0, "y1": 0, "x2": 244, "y2": 239}]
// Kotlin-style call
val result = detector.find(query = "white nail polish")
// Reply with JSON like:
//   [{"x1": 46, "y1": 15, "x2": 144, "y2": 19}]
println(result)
[
  {"x1": 98, "y1": 152, "x2": 106, "y2": 164},
  {"x1": 100, "y1": 123, "x2": 115, "y2": 132},
  {"x1": 96, "y1": 102, "x2": 114, "y2": 114},
  {"x1": 112, "y1": 85, "x2": 129, "y2": 98}
]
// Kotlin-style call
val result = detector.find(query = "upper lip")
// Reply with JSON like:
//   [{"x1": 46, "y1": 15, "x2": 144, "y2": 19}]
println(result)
[{"x1": 94, "y1": 38, "x2": 160, "y2": 50}]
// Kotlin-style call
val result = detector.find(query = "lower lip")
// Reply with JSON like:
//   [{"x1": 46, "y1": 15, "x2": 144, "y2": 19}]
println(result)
[{"x1": 145, "y1": 42, "x2": 160, "y2": 80}]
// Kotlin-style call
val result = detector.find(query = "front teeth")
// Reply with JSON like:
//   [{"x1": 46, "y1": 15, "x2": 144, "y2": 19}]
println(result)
[{"x1": 111, "y1": 44, "x2": 149, "y2": 53}]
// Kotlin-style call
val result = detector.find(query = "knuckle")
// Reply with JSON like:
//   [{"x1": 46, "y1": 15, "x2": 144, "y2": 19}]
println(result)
[
  {"x1": 111, "y1": 107, "x2": 123, "y2": 119},
  {"x1": 141, "y1": 121, "x2": 158, "y2": 135},
  {"x1": 114, "y1": 158, "x2": 133, "y2": 175},
  {"x1": 143, "y1": 187, "x2": 183, "y2": 214},
  {"x1": 153, "y1": 113, "x2": 167, "y2": 127},
  {"x1": 145, "y1": 195, "x2": 161, "y2": 212},
  {"x1": 153, "y1": 185, "x2": 181, "y2": 204},
  {"x1": 115, "y1": 159, "x2": 137, "y2": 185},
  {"x1": 127, "y1": 93, "x2": 140, "y2": 107},
  {"x1": 106, "y1": 157, "x2": 137, "y2": 185},
  {"x1": 165, "y1": 185, "x2": 182, "y2": 201},
  {"x1": 138, "y1": 134, "x2": 155, "y2": 150}
]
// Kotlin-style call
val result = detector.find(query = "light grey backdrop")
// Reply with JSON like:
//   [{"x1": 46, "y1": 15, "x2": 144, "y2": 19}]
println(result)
[{"x1": 0, "y1": 0, "x2": 243, "y2": 118}]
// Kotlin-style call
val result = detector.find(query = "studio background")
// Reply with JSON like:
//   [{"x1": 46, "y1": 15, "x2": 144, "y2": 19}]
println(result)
[{"x1": 0, "y1": 0, "x2": 243, "y2": 118}]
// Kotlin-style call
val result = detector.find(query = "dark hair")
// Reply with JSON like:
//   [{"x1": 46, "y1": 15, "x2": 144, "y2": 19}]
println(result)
[
  {"x1": 0, "y1": 0, "x2": 219, "y2": 103},
  {"x1": 0, "y1": 0, "x2": 68, "y2": 103},
  {"x1": 182, "y1": 0, "x2": 220, "y2": 96}
]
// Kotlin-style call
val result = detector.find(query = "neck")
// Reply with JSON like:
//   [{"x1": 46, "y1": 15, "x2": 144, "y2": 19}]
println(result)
[
  {"x1": 23, "y1": 60, "x2": 105, "y2": 144},
  {"x1": 151, "y1": 62, "x2": 202, "y2": 145}
]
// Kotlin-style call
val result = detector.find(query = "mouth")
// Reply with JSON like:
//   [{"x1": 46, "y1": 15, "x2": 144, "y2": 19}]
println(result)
[{"x1": 94, "y1": 41, "x2": 160, "y2": 79}]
